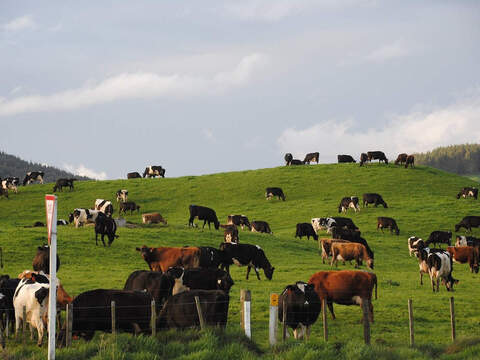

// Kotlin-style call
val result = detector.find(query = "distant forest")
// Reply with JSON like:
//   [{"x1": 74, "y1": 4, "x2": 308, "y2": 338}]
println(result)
[
  {"x1": 414, "y1": 144, "x2": 480, "y2": 175},
  {"x1": 0, "y1": 151, "x2": 91, "y2": 183}
]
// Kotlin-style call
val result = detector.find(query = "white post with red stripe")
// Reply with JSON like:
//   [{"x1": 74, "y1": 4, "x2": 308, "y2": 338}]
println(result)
[{"x1": 45, "y1": 195, "x2": 57, "y2": 360}]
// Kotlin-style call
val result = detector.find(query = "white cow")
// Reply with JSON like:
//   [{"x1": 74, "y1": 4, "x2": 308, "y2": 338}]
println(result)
[
  {"x1": 407, "y1": 236, "x2": 424, "y2": 256},
  {"x1": 427, "y1": 251, "x2": 458, "y2": 292},
  {"x1": 94, "y1": 199, "x2": 113, "y2": 216},
  {"x1": 116, "y1": 189, "x2": 128, "y2": 203}
]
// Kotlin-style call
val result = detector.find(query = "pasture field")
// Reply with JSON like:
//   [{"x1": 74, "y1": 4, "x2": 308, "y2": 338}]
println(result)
[{"x1": 1, "y1": 163, "x2": 480, "y2": 359}]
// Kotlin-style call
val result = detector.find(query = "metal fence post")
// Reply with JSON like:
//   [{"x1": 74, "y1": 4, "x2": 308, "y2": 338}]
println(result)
[
  {"x1": 269, "y1": 294, "x2": 278, "y2": 346},
  {"x1": 240, "y1": 290, "x2": 251, "y2": 339}
]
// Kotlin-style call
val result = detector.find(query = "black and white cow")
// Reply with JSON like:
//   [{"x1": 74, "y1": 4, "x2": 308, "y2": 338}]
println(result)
[
  {"x1": 317, "y1": 217, "x2": 359, "y2": 232},
  {"x1": 408, "y1": 236, "x2": 425, "y2": 256},
  {"x1": 69, "y1": 208, "x2": 102, "y2": 227},
  {"x1": 284, "y1": 153, "x2": 293, "y2": 165},
  {"x1": 53, "y1": 178, "x2": 75, "y2": 192},
  {"x1": 427, "y1": 250, "x2": 458, "y2": 292},
  {"x1": 116, "y1": 189, "x2": 128, "y2": 202},
  {"x1": 143, "y1": 166, "x2": 165, "y2": 178},
  {"x1": 188, "y1": 205, "x2": 220, "y2": 230},
  {"x1": 95, "y1": 213, "x2": 118, "y2": 247},
  {"x1": 359, "y1": 153, "x2": 368, "y2": 166},
  {"x1": 22, "y1": 171, "x2": 44, "y2": 186},
  {"x1": 362, "y1": 193, "x2": 388, "y2": 208},
  {"x1": 455, "y1": 235, "x2": 480, "y2": 248},
  {"x1": 219, "y1": 243, "x2": 275, "y2": 280},
  {"x1": 289, "y1": 159, "x2": 304, "y2": 165},
  {"x1": 455, "y1": 216, "x2": 480, "y2": 232},
  {"x1": 338, "y1": 196, "x2": 360, "y2": 213},
  {"x1": 295, "y1": 223, "x2": 318, "y2": 240},
  {"x1": 456, "y1": 187, "x2": 478, "y2": 200},
  {"x1": 303, "y1": 152, "x2": 319, "y2": 164},
  {"x1": 367, "y1": 151, "x2": 388, "y2": 164},
  {"x1": 127, "y1": 172, "x2": 142, "y2": 179},
  {"x1": 1, "y1": 177, "x2": 19, "y2": 194},
  {"x1": 251, "y1": 221, "x2": 273, "y2": 234},
  {"x1": 426, "y1": 231, "x2": 452, "y2": 248},
  {"x1": 337, "y1": 155, "x2": 356, "y2": 163},
  {"x1": 265, "y1": 187, "x2": 285, "y2": 201},
  {"x1": 94, "y1": 199, "x2": 114, "y2": 216},
  {"x1": 278, "y1": 281, "x2": 321, "y2": 339}
]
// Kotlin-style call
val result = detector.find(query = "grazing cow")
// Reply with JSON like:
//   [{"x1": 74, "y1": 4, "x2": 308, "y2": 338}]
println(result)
[
  {"x1": 157, "y1": 289, "x2": 229, "y2": 329},
  {"x1": 308, "y1": 270, "x2": 376, "y2": 322},
  {"x1": 319, "y1": 217, "x2": 359, "y2": 232},
  {"x1": 394, "y1": 153, "x2": 408, "y2": 165},
  {"x1": 219, "y1": 243, "x2": 275, "y2": 280},
  {"x1": 142, "y1": 212, "x2": 167, "y2": 225},
  {"x1": 119, "y1": 201, "x2": 140, "y2": 215},
  {"x1": 408, "y1": 236, "x2": 425, "y2": 256},
  {"x1": 116, "y1": 189, "x2": 128, "y2": 202},
  {"x1": 94, "y1": 199, "x2": 114, "y2": 216},
  {"x1": 165, "y1": 267, "x2": 234, "y2": 294},
  {"x1": 52, "y1": 178, "x2": 75, "y2": 192},
  {"x1": 456, "y1": 187, "x2": 478, "y2": 200},
  {"x1": 127, "y1": 172, "x2": 142, "y2": 179},
  {"x1": 455, "y1": 235, "x2": 480, "y2": 248},
  {"x1": 320, "y1": 239, "x2": 350, "y2": 264},
  {"x1": 1, "y1": 177, "x2": 19, "y2": 194},
  {"x1": 405, "y1": 155, "x2": 415, "y2": 168},
  {"x1": 32, "y1": 245, "x2": 60, "y2": 274},
  {"x1": 123, "y1": 270, "x2": 174, "y2": 307},
  {"x1": 427, "y1": 250, "x2": 458, "y2": 292},
  {"x1": 68, "y1": 208, "x2": 102, "y2": 227},
  {"x1": 303, "y1": 152, "x2": 319, "y2": 164},
  {"x1": 455, "y1": 216, "x2": 480, "y2": 232},
  {"x1": 363, "y1": 193, "x2": 388, "y2": 208},
  {"x1": 367, "y1": 151, "x2": 388, "y2": 164},
  {"x1": 289, "y1": 159, "x2": 304, "y2": 165},
  {"x1": 95, "y1": 214, "x2": 118, "y2": 246},
  {"x1": 136, "y1": 245, "x2": 201, "y2": 272},
  {"x1": 337, "y1": 155, "x2": 356, "y2": 163},
  {"x1": 426, "y1": 231, "x2": 452, "y2": 248},
  {"x1": 251, "y1": 220, "x2": 273, "y2": 234},
  {"x1": 58, "y1": 289, "x2": 152, "y2": 342},
  {"x1": 295, "y1": 223, "x2": 318, "y2": 240},
  {"x1": 22, "y1": 171, "x2": 44, "y2": 186},
  {"x1": 447, "y1": 246, "x2": 479, "y2": 273},
  {"x1": 227, "y1": 215, "x2": 251, "y2": 230},
  {"x1": 0, "y1": 187, "x2": 8, "y2": 199},
  {"x1": 338, "y1": 196, "x2": 360, "y2": 213},
  {"x1": 265, "y1": 187, "x2": 286, "y2": 201},
  {"x1": 278, "y1": 281, "x2": 321, "y2": 339},
  {"x1": 221, "y1": 224, "x2": 239, "y2": 243},
  {"x1": 284, "y1": 153, "x2": 293, "y2": 165},
  {"x1": 377, "y1": 217, "x2": 400, "y2": 235},
  {"x1": 188, "y1": 205, "x2": 219, "y2": 230},
  {"x1": 331, "y1": 243, "x2": 374, "y2": 269},
  {"x1": 143, "y1": 165, "x2": 165, "y2": 178},
  {"x1": 359, "y1": 153, "x2": 368, "y2": 166},
  {"x1": 330, "y1": 229, "x2": 374, "y2": 259}
]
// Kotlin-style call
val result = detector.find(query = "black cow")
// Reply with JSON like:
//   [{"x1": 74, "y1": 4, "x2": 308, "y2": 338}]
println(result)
[
  {"x1": 359, "y1": 153, "x2": 368, "y2": 166},
  {"x1": 367, "y1": 151, "x2": 388, "y2": 164},
  {"x1": 123, "y1": 270, "x2": 172, "y2": 307},
  {"x1": 127, "y1": 172, "x2": 142, "y2": 179},
  {"x1": 278, "y1": 281, "x2": 321, "y2": 339},
  {"x1": 58, "y1": 289, "x2": 152, "y2": 342},
  {"x1": 53, "y1": 178, "x2": 75, "y2": 192},
  {"x1": 220, "y1": 243, "x2": 275, "y2": 280},
  {"x1": 94, "y1": 214, "x2": 118, "y2": 246},
  {"x1": 188, "y1": 205, "x2": 219, "y2": 230},
  {"x1": 0, "y1": 276, "x2": 20, "y2": 334},
  {"x1": 303, "y1": 152, "x2": 319, "y2": 164},
  {"x1": 394, "y1": 153, "x2": 408, "y2": 165},
  {"x1": 377, "y1": 217, "x2": 399, "y2": 235},
  {"x1": 455, "y1": 216, "x2": 480, "y2": 232},
  {"x1": 426, "y1": 231, "x2": 452, "y2": 248},
  {"x1": 165, "y1": 267, "x2": 234, "y2": 294},
  {"x1": 119, "y1": 201, "x2": 140, "y2": 215},
  {"x1": 22, "y1": 171, "x2": 44, "y2": 186},
  {"x1": 251, "y1": 220, "x2": 273, "y2": 234},
  {"x1": 157, "y1": 289, "x2": 229, "y2": 329},
  {"x1": 295, "y1": 223, "x2": 318, "y2": 240},
  {"x1": 289, "y1": 159, "x2": 304, "y2": 165},
  {"x1": 363, "y1": 193, "x2": 388, "y2": 208},
  {"x1": 338, "y1": 196, "x2": 360, "y2": 213},
  {"x1": 456, "y1": 187, "x2": 478, "y2": 200},
  {"x1": 405, "y1": 155, "x2": 414, "y2": 168},
  {"x1": 337, "y1": 155, "x2": 356, "y2": 163},
  {"x1": 284, "y1": 153, "x2": 293, "y2": 165},
  {"x1": 266, "y1": 187, "x2": 285, "y2": 201},
  {"x1": 227, "y1": 215, "x2": 251, "y2": 230},
  {"x1": 198, "y1": 246, "x2": 228, "y2": 268},
  {"x1": 143, "y1": 166, "x2": 165, "y2": 178},
  {"x1": 32, "y1": 245, "x2": 60, "y2": 274}
]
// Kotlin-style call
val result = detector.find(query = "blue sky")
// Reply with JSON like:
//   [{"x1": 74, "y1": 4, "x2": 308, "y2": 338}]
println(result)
[{"x1": 1, "y1": 0, "x2": 479, "y2": 179}]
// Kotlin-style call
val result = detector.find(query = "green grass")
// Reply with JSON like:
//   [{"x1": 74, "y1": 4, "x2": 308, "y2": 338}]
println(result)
[{"x1": 1, "y1": 163, "x2": 480, "y2": 359}]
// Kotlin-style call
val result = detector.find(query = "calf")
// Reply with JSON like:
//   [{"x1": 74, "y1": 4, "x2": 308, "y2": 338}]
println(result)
[
  {"x1": 119, "y1": 201, "x2": 140, "y2": 215},
  {"x1": 278, "y1": 281, "x2": 321, "y2": 339},
  {"x1": 94, "y1": 199, "x2": 114, "y2": 216},
  {"x1": 367, "y1": 151, "x2": 388, "y2": 164},
  {"x1": 116, "y1": 189, "x2": 128, "y2": 202},
  {"x1": 68, "y1": 208, "x2": 102, "y2": 227},
  {"x1": 142, "y1": 212, "x2": 167, "y2": 225},
  {"x1": 394, "y1": 153, "x2": 408, "y2": 165},
  {"x1": 426, "y1": 231, "x2": 452, "y2": 248},
  {"x1": 94, "y1": 214, "x2": 118, "y2": 246},
  {"x1": 455, "y1": 216, "x2": 480, "y2": 232},
  {"x1": 251, "y1": 220, "x2": 272, "y2": 234},
  {"x1": 219, "y1": 243, "x2": 275, "y2": 280},
  {"x1": 337, "y1": 154, "x2": 356, "y2": 163},
  {"x1": 22, "y1": 171, "x2": 44, "y2": 186},
  {"x1": 320, "y1": 238, "x2": 350, "y2": 264},
  {"x1": 447, "y1": 246, "x2": 479, "y2": 273},
  {"x1": 143, "y1": 165, "x2": 165, "y2": 178},
  {"x1": 284, "y1": 153, "x2": 293, "y2": 165},
  {"x1": 127, "y1": 172, "x2": 142, "y2": 179},
  {"x1": 359, "y1": 153, "x2": 368, "y2": 166},
  {"x1": 331, "y1": 242, "x2": 374, "y2": 269},
  {"x1": 188, "y1": 205, "x2": 219, "y2": 229},
  {"x1": 53, "y1": 178, "x2": 75, "y2": 192},
  {"x1": 405, "y1": 155, "x2": 414, "y2": 168},
  {"x1": 427, "y1": 250, "x2": 458, "y2": 292},
  {"x1": 363, "y1": 193, "x2": 388, "y2": 208},
  {"x1": 295, "y1": 223, "x2": 318, "y2": 240},
  {"x1": 456, "y1": 187, "x2": 478, "y2": 200},
  {"x1": 455, "y1": 235, "x2": 480, "y2": 248},
  {"x1": 227, "y1": 214, "x2": 251, "y2": 230},
  {"x1": 303, "y1": 152, "x2": 319, "y2": 164},
  {"x1": 265, "y1": 187, "x2": 285, "y2": 201},
  {"x1": 338, "y1": 196, "x2": 360, "y2": 213},
  {"x1": 408, "y1": 236, "x2": 425, "y2": 256},
  {"x1": 377, "y1": 217, "x2": 400, "y2": 235}
]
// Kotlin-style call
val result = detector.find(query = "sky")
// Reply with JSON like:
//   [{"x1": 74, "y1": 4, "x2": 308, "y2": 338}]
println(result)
[{"x1": 0, "y1": 0, "x2": 479, "y2": 179}]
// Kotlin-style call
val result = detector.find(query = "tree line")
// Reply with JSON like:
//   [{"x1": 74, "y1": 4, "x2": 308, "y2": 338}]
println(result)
[{"x1": 414, "y1": 143, "x2": 480, "y2": 175}]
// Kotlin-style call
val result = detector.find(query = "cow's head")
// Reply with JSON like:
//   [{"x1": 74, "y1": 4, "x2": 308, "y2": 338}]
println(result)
[
  {"x1": 454, "y1": 223, "x2": 462, "y2": 232},
  {"x1": 214, "y1": 220, "x2": 220, "y2": 230},
  {"x1": 56, "y1": 283, "x2": 73, "y2": 308},
  {"x1": 264, "y1": 266, "x2": 275, "y2": 280},
  {"x1": 367, "y1": 258, "x2": 374, "y2": 270},
  {"x1": 443, "y1": 275, "x2": 459, "y2": 291},
  {"x1": 136, "y1": 245, "x2": 156, "y2": 264}
]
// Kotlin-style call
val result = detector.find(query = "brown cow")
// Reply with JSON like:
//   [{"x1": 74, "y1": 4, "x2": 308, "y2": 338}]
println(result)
[
  {"x1": 447, "y1": 246, "x2": 479, "y2": 273},
  {"x1": 405, "y1": 155, "x2": 414, "y2": 168},
  {"x1": 142, "y1": 213, "x2": 167, "y2": 225},
  {"x1": 394, "y1": 153, "x2": 408, "y2": 165},
  {"x1": 331, "y1": 243, "x2": 374, "y2": 269},
  {"x1": 220, "y1": 224, "x2": 239, "y2": 243},
  {"x1": 135, "y1": 245, "x2": 201, "y2": 272},
  {"x1": 319, "y1": 239, "x2": 350, "y2": 264},
  {"x1": 308, "y1": 270, "x2": 376, "y2": 322}
]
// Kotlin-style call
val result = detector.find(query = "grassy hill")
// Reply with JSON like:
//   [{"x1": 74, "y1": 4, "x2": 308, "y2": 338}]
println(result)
[{"x1": 1, "y1": 163, "x2": 480, "y2": 359}]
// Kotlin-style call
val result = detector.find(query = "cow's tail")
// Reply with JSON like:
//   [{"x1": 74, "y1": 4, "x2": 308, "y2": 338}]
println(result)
[{"x1": 374, "y1": 274, "x2": 377, "y2": 300}]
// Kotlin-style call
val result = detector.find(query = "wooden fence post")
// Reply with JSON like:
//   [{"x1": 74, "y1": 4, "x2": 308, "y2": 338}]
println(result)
[
  {"x1": 450, "y1": 297, "x2": 456, "y2": 342},
  {"x1": 111, "y1": 301, "x2": 116, "y2": 337},
  {"x1": 22, "y1": 305, "x2": 27, "y2": 344},
  {"x1": 194, "y1": 296, "x2": 206, "y2": 330},
  {"x1": 240, "y1": 290, "x2": 251, "y2": 339},
  {"x1": 269, "y1": 293, "x2": 278, "y2": 346},
  {"x1": 151, "y1": 300, "x2": 156, "y2": 337},
  {"x1": 362, "y1": 299, "x2": 370, "y2": 345},
  {"x1": 408, "y1": 299, "x2": 414, "y2": 347},
  {"x1": 282, "y1": 298, "x2": 287, "y2": 342},
  {"x1": 65, "y1": 303, "x2": 72, "y2": 347},
  {"x1": 322, "y1": 298, "x2": 328, "y2": 342}
]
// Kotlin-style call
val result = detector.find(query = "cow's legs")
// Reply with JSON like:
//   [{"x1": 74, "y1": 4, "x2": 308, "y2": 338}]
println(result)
[
  {"x1": 202, "y1": 220, "x2": 207, "y2": 229},
  {"x1": 327, "y1": 301, "x2": 335, "y2": 320},
  {"x1": 246, "y1": 266, "x2": 251, "y2": 280},
  {"x1": 95, "y1": 233, "x2": 98, "y2": 246},
  {"x1": 101, "y1": 234, "x2": 106, "y2": 247},
  {"x1": 254, "y1": 268, "x2": 261, "y2": 280},
  {"x1": 420, "y1": 270, "x2": 423, "y2": 285}
]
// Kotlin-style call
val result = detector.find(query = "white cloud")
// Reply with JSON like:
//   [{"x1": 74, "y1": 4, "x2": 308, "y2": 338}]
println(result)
[
  {"x1": 277, "y1": 92, "x2": 480, "y2": 161},
  {"x1": 3, "y1": 15, "x2": 36, "y2": 31},
  {"x1": 63, "y1": 163, "x2": 107, "y2": 180},
  {"x1": 0, "y1": 53, "x2": 268, "y2": 117},
  {"x1": 203, "y1": 128, "x2": 215, "y2": 142},
  {"x1": 365, "y1": 40, "x2": 409, "y2": 63}
]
